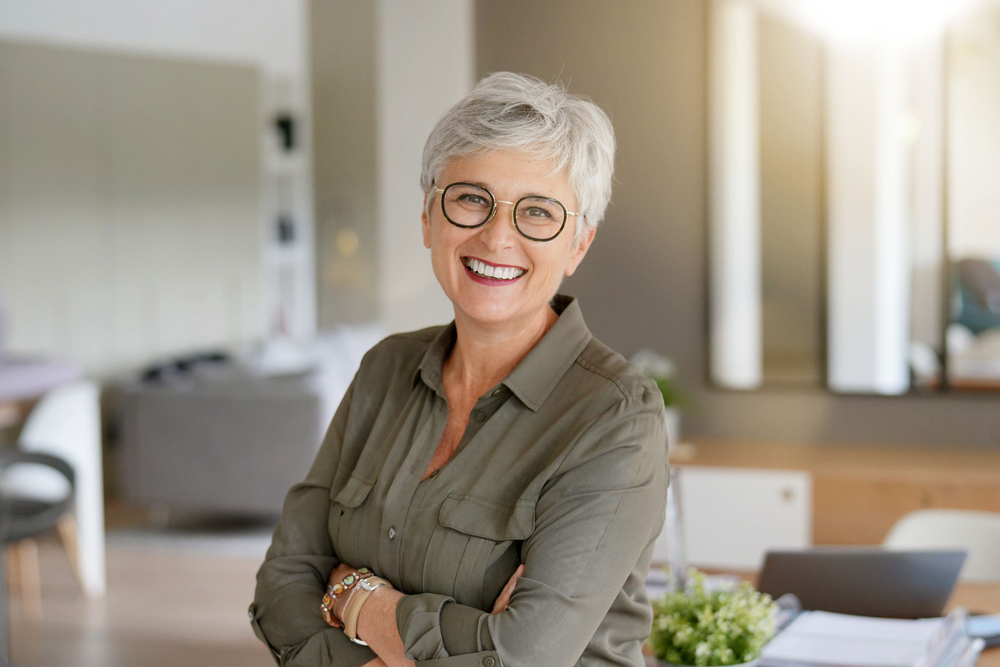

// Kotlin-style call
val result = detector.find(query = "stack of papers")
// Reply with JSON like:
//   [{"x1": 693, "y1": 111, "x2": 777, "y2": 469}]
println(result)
[{"x1": 760, "y1": 609, "x2": 985, "y2": 667}]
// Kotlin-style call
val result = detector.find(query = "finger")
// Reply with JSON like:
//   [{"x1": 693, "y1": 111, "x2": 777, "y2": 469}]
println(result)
[
  {"x1": 492, "y1": 583, "x2": 513, "y2": 614},
  {"x1": 504, "y1": 564, "x2": 524, "y2": 588}
]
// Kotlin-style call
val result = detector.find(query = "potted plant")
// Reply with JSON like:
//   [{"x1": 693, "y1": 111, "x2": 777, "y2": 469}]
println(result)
[
  {"x1": 649, "y1": 570, "x2": 777, "y2": 667},
  {"x1": 631, "y1": 350, "x2": 684, "y2": 450}
]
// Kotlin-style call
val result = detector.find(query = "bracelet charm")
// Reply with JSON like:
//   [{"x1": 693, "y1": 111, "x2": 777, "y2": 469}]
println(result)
[{"x1": 320, "y1": 567, "x2": 380, "y2": 628}]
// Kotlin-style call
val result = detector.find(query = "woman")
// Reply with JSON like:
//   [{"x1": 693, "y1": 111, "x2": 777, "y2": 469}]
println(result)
[{"x1": 251, "y1": 72, "x2": 669, "y2": 667}]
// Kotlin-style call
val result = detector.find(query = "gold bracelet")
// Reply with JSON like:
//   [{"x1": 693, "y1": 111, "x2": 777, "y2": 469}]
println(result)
[{"x1": 343, "y1": 576, "x2": 392, "y2": 645}]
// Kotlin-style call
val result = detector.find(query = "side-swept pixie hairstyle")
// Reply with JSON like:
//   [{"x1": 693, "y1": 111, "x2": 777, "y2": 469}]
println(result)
[{"x1": 420, "y1": 72, "x2": 616, "y2": 243}]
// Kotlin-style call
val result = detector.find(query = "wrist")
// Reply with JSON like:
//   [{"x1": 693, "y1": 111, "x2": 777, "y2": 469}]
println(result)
[
  {"x1": 356, "y1": 586, "x2": 403, "y2": 643},
  {"x1": 343, "y1": 576, "x2": 392, "y2": 643}
]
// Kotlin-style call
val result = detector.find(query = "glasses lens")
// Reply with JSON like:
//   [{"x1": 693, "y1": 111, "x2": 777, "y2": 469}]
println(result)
[
  {"x1": 442, "y1": 184, "x2": 493, "y2": 228},
  {"x1": 515, "y1": 197, "x2": 566, "y2": 241}
]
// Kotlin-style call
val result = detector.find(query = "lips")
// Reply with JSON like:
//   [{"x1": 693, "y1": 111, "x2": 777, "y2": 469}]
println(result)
[{"x1": 462, "y1": 257, "x2": 526, "y2": 281}]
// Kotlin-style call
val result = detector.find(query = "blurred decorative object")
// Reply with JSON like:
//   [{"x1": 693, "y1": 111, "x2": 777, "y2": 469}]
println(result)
[
  {"x1": 884, "y1": 509, "x2": 1000, "y2": 583},
  {"x1": 277, "y1": 214, "x2": 296, "y2": 244},
  {"x1": 632, "y1": 349, "x2": 684, "y2": 449},
  {"x1": 948, "y1": 259, "x2": 1000, "y2": 388},
  {"x1": 908, "y1": 340, "x2": 941, "y2": 388},
  {"x1": 273, "y1": 113, "x2": 296, "y2": 152},
  {"x1": 955, "y1": 259, "x2": 1000, "y2": 330},
  {"x1": 649, "y1": 569, "x2": 777, "y2": 666},
  {"x1": 2, "y1": 381, "x2": 105, "y2": 598}
]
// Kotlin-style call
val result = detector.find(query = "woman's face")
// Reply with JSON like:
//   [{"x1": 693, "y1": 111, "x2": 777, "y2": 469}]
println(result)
[{"x1": 422, "y1": 151, "x2": 596, "y2": 331}]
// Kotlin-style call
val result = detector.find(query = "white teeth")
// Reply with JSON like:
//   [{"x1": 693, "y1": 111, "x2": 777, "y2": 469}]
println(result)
[{"x1": 464, "y1": 258, "x2": 524, "y2": 280}]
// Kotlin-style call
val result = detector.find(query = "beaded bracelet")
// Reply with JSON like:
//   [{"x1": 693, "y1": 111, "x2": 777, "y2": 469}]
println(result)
[{"x1": 320, "y1": 567, "x2": 372, "y2": 627}]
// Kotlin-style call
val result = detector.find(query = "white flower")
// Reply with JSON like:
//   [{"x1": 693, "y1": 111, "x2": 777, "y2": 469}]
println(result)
[{"x1": 630, "y1": 349, "x2": 676, "y2": 379}]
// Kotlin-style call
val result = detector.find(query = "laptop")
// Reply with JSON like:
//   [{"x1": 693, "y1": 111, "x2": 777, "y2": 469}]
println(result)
[{"x1": 757, "y1": 548, "x2": 967, "y2": 619}]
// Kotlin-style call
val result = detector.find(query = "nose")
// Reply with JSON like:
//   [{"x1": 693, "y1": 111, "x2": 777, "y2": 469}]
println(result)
[{"x1": 479, "y1": 200, "x2": 519, "y2": 249}]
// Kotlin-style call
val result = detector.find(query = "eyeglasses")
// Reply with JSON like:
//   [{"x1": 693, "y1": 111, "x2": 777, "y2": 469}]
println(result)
[{"x1": 433, "y1": 182, "x2": 582, "y2": 242}]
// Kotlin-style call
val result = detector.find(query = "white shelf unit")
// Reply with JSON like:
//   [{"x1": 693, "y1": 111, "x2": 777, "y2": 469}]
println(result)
[{"x1": 259, "y1": 75, "x2": 316, "y2": 341}]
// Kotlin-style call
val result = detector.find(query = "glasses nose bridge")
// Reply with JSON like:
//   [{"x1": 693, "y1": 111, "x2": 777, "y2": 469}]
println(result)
[{"x1": 485, "y1": 196, "x2": 519, "y2": 228}]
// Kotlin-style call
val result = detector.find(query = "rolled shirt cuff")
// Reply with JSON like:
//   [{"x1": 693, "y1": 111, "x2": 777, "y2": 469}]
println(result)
[
  {"x1": 440, "y1": 600, "x2": 495, "y2": 655},
  {"x1": 396, "y1": 593, "x2": 454, "y2": 662}
]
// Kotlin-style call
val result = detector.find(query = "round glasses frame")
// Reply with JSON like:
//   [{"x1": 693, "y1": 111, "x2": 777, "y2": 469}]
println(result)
[{"x1": 434, "y1": 182, "x2": 583, "y2": 242}]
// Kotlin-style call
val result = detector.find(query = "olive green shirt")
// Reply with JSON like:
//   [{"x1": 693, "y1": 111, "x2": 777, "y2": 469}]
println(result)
[{"x1": 251, "y1": 295, "x2": 669, "y2": 667}]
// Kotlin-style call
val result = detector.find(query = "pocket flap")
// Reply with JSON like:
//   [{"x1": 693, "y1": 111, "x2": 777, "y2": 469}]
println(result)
[
  {"x1": 439, "y1": 494, "x2": 534, "y2": 541},
  {"x1": 331, "y1": 474, "x2": 374, "y2": 508}
]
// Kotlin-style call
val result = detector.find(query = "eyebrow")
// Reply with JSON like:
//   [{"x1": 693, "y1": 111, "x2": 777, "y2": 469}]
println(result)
[{"x1": 463, "y1": 181, "x2": 558, "y2": 202}]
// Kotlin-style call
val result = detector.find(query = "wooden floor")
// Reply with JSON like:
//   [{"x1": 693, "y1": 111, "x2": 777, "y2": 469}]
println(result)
[{"x1": 9, "y1": 520, "x2": 275, "y2": 667}]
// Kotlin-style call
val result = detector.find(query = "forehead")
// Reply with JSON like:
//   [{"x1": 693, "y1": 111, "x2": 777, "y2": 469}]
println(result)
[{"x1": 440, "y1": 151, "x2": 575, "y2": 205}]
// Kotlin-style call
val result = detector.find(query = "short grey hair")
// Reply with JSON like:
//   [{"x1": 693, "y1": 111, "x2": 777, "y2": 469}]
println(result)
[{"x1": 420, "y1": 72, "x2": 616, "y2": 244}]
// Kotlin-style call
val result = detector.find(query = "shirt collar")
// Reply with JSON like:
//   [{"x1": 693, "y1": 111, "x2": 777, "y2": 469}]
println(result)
[{"x1": 413, "y1": 294, "x2": 592, "y2": 411}]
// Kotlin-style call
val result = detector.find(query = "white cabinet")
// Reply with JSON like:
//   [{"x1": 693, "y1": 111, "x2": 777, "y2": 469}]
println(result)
[{"x1": 654, "y1": 465, "x2": 812, "y2": 571}]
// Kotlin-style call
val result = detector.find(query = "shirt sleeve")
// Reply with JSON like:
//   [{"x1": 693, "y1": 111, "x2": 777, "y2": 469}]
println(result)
[
  {"x1": 394, "y1": 390, "x2": 670, "y2": 667},
  {"x1": 251, "y1": 382, "x2": 379, "y2": 667}
]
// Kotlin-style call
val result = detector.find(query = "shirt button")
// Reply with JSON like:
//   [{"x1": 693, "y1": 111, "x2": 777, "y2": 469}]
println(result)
[
  {"x1": 474, "y1": 410, "x2": 486, "y2": 422},
  {"x1": 388, "y1": 527, "x2": 396, "y2": 540},
  {"x1": 248, "y1": 611, "x2": 254, "y2": 621},
  {"x1": 483, "y1": 657, "x2": 496, "y2": 667},
  {"x1": 492, "y1": 389, "x2": 502, "y2": 397}
]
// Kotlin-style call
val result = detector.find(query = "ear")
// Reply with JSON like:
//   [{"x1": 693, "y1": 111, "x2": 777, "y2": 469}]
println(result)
[
  {"x1": 564, "y1": 225, "x2": 597, "y2": 277},
  {"x1": 421, "y1": 194, "x2": 432, "y2": 249}
]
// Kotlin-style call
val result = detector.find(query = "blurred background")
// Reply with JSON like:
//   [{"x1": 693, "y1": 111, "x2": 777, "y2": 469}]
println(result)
[{"x1": 0, "y1": 0, "x2": 998, "y2": 665}]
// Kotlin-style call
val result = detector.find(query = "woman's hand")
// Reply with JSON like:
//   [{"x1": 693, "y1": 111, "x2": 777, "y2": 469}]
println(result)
[{"x1": 491, "y1": 564, "x2": 524, "y2": 614}]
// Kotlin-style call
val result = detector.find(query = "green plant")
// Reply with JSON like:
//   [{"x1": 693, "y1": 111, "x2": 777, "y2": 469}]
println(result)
[
  {"x1": 653, "y1": 376, "x2": 684, "y2": 409},
  {"x1": 649, "y1": 570, "x2": 777, "y2": 666}
]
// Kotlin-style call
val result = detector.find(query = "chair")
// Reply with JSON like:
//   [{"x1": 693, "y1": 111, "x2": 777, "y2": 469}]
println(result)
[
  {"x1": 883, "y1": 509, "x2": 1000, "y2": 583},
  {"x1": 2, "y1": 381, "x2": 104, "y2": 598},
  {"x1": 0, "y1": 449, "x2": 75, "y2": 667}
]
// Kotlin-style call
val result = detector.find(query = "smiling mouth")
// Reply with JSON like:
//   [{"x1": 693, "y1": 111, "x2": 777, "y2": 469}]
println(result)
[{"x1": 462, "y1": 257, "x2": 526, "y2": 281}]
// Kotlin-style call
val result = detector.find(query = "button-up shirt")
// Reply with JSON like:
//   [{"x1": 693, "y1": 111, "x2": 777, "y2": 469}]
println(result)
[{"x1": 251, "y1": 295, "x2": 669, "y2": 666}]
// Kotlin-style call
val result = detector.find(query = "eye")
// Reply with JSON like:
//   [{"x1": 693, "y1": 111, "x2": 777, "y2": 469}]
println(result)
[
  {"x1": 458, "y1": 193, "x2": 490, "y2": 207},
  {"x1": 522, "y1": 206, "x2": 554, "y2": 220}
]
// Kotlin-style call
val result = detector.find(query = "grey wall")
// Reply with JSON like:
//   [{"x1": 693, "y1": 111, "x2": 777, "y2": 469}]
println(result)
[
  {"x1": 311, "y1": 0, "x2": 380, "y2": 326},
  {"x1": 310, "y1": 0, "x2": 473, "y2": 333},
  {"x1": 476, "y1": 0, "x2": 1000, "y2": 448}
]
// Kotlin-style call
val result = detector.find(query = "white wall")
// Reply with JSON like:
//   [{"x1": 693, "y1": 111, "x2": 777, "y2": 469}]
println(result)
[
  {"x1": 375, "y1": 0, "x2": 474, "y2": 334},
  {"x1": 950, "y1": 2, "x2": 1000, "y2": 260},
  {"x1": 0, "y1": 42, "x2": 263, "y2": 376},
  {"x1": 0, "y1": 0, "x2": 313, "y2": 375},
  {"x1": 0, "y1": 0, "x2": 306, "y2": 77}
]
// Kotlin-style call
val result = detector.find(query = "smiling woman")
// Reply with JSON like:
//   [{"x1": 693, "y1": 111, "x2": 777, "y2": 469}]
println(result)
[{"x1": 251, "y1": 73, "x2": 670, "y2": 667}]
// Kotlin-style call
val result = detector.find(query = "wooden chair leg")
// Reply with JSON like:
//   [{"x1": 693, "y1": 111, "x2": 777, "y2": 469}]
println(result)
[
  {"x1": 5, "y1": 543, "x2": 20, "y2": 597},
  {"x1": 56, "y1": 514, "x2": 85, "y2": 594},
  {"x1": 15, "y1": 539, "x2": 42, "y2": 619}
]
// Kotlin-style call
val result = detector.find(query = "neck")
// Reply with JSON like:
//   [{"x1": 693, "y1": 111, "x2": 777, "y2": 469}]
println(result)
[{"x1": 445, "y1": 305, "x2": 558, "y2": 398}]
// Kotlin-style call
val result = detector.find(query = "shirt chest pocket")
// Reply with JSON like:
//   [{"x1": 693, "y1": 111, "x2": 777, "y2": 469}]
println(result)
[
  {"x1": 426, "y1": 493, "x2": 535, "y2": 611},
  {"x1": 329, "y1": 474, "x2": 375, "y2": 567}
]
